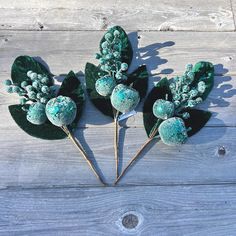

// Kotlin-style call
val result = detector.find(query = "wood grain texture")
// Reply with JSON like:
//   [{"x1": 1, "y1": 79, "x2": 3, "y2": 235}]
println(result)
[
  {"x1": 0, "y1": 0, "x2": 234, "y2": 31},
  {"x1": 1, "y1": 184, "x2": 236, "y2": 235},
  {"x1": 0, "y1": 31, "x2": 236, "y2": 75},
  {"x1": 0, "y1": 125, "x2": 235, "y2": 187},
  {"x1": 0, "y1": 1, "x2": 236, "y2": 234},
  {"x1": 230, "y1": 0, "x2": 236, "y2": 27},
  {"x1": 0, "y1": 31, "x2": 236, "y2": 128}
]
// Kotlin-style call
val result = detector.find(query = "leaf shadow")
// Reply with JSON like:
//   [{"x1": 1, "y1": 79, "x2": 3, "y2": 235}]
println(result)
[
  {"x1": 33, "y1": 56, "x2": 53, "y2": 75},
  {"x1": 197, "y1": 64, "x2": 236, "y2": 141}
]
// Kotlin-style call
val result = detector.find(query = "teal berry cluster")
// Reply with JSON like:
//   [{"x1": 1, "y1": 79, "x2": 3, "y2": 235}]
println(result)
[
  {"x1": 94, "y1": 30, "x2": 140, "y2": 114},
  {"x1": 95, "y1": 30, "x2": 129, "y2": 97},
  {"x1": 4, "y1": 70, "x2": 55, "y2": 107},
  {"x1": 96, "y1": 30, "x2": 128, "y2": 80},
  {"x1": 153, "y1": 63, "x2": 207, "y2": 146},
  {"x1": 169, "y1": 63, "x2": 206, "y2": 118},
  {"x1": 4, "y1": 71, "x2": 56, "y2": 125}
]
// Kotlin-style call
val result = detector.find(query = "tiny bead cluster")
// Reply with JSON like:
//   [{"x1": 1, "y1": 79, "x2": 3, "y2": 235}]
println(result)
[
  {"x1": 169, "y1": 63, "x2": 206, "y2": 118},
  {"x1": 96, "y1": 30, "x2": 128, "y2": 82},
  {"x1": 4, "y1": 70, "x2": 55, "y2": 110}
]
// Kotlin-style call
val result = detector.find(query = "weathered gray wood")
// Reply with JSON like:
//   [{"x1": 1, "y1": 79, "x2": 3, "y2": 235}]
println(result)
[
  {"x1": 0, "y1": 125, "x2": 235, "y2": 187},
  {"x1": 0, "y1": 31, "x2": 236, "y2": 127},
  {"x1": 0, "y1": 1, "x2": 235, "y2": 234},
  {"x1": 230, "y1": 0, "x2": 236, "y2": 27},
  {"x1": 0, "y1": 0, "x2": 234, "y2": 31},
  {"x1": 1, "y1": 184, "x2": 236, "y2": 235},
  {"x1": 0, "y1": 31, "x2": 236, "y2": 75}
]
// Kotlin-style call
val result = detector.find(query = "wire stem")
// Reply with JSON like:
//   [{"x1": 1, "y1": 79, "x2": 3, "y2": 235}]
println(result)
[
  {"x1": 62, "y1": 126, "x2": 106, "y2": 186},
  {"x1": 114, "y1": 122, "x2": 160, "y2": 185},
  {"x1": 114, "y1": 110, "x2": 119, "y2": 179}
]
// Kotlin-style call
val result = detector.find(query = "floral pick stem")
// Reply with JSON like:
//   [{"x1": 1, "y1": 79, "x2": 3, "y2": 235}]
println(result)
[
  {"x1": 62, "y1": 126, "x2": 106, "y2": 186},
  {"x1": 114, "y1": 109, "x2": 119, "y2": 179},
  {"x1": 114, "y1": 121, "x2": 160, "y2": 185}
]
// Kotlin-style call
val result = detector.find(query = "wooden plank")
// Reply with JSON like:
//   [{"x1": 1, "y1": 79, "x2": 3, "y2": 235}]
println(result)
[
  {"x1": 138, "y1": 31, "x2": 236, "y2": 76},
  {"x1": 230, "y1": 0, "x2": 236, "y2": 27},
  {"x1": 0, "y1": 31, "x2": 235, "y2": 75},
  {"x1": 0, "y1": 31, "x2": 236, "y2": 127},
  {"x1": 0, "y1": 0, "x2": 234, "y2": 31},
  {"x1": 1, "y1": 184, "x2": 236, "y2": 235},
  {"x1": 0, "y1": 126, "x2": 235, "y2": 187}
]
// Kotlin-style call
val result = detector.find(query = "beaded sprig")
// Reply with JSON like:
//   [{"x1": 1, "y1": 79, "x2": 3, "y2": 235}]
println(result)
[
  {"x1": 4, "y1": 56, "x2": 105, "y2": 185},
  {"x1": 115, "y1": 61, "x2": 214, "y2": 184}
]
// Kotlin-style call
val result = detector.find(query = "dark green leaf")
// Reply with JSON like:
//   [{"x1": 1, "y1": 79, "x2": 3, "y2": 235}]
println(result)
[
  {"x1": 85, "y1": 62, "x2": 114, "y2": 118},
  {"x1": 143, "y1": 78, "x2": 172, "y2": 138},
  {"x1": 192, "y1": 61, "x2": 214, "y2": 100},
  {"x1": 9, "y1": 105, "x2": 66, "y2": 140},
  {"x1": 11, "y1": 55, "x2": 52, "y2": 84},
  {"x1": 181, "y1": 108, "x2": 212, "y2": 137},
  {"x1": 100, "y1": 26, "x2": 133, "y2": 66},
  {"x1": 126, "y1": 65, "x2": 148, "y2": 99},
  {"x1": 58, "y1": 71, "x2": 85, "y2": 130}
]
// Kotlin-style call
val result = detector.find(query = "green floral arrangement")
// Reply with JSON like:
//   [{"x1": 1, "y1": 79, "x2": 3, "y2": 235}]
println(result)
[
  {"x1": 115, "y1": 61, "x2": 214, "y2": 184},
  {"x1": 4, "y1": 26, "x2": 216, "y2": 186},
  {"x1": 85, "y1": 26, "x2": 148, "y2": 178},
  {"x1": 4, "y1": 56, "x2": 105, "y2": 185}
]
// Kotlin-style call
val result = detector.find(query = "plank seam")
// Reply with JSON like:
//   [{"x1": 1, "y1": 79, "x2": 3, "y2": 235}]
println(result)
[
  {"x1": 0, "y1": 29, "x2": 235, "y2": 32},
  {"x1": 2, "y1": 182, "x2": 236, "y2": 191}
]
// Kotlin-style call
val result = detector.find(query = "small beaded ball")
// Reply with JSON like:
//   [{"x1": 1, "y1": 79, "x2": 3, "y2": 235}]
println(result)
[
  {"x1": 152, "y1": 99, "x2": 175, "y2": 120},
  {"x1": 4, "y1": 80, "x2": 12, "y2": 86},
  {"x1": 110, "y1": 84, "x2": 140, "y2": 113},
  {"x1": 26, "y1": 102, "x2": 47, "y2": 125},
  {"x1": 121, "y1": 63, "x2": 128, "y2": 71},
  {"x1": 46, "y1": 96, "x2": 77, "y2": 127},
  {"x1": 95, "y1": 76, "x2": 116, "y2": 96},
  {"x1": 158, "y1": 117, "x2": 188, "y2": 146}
]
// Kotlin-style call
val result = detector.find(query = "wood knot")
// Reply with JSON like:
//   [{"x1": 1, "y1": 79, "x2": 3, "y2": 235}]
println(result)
[
  {"x1": 38, "y1": 22, "x2": 44, "y2": 31},
  {"x1": 218, "y1": 146, "x2": 226, "y2": 156},
  {"x1": 122, "y1": 213, "x2": 139, "y2": 229},
  {"x1": 117, "y1": 211, "x2": 143, "y2": 232}
]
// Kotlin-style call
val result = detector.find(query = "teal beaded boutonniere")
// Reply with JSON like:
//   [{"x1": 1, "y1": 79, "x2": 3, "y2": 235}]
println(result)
[
  {"x1": 115, "y1": 61, "x2": 214, "y2": 184},
  {"x1": 4, "y1": 55, "x2": 105, "y2": 185},
  {"x1": 85, "y1": 26, "x2": 148, "y2": 178}
]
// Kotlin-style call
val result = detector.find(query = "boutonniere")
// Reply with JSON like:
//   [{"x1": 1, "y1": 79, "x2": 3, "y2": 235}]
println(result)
[
  {"x1": 85, "y1": 26, "x2": 148, "y2": 178},
  {"x1": 115, "y1": 61, "x2": 214, "y2": 184},
  {"x1": 4, "y1": 55, "x2": 105, "y2": 185}
]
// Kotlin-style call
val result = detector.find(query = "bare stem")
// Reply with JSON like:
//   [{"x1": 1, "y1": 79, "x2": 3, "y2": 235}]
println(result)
[
  {"x1": 114, "y1": 123, "x2": 160, "y2": 185},
  {"x1": 62, "y1": 126, "x2": 106, "y2": 186},
  {"x1": 114, "y1": 110, "x2": 119, "y2": 179}
]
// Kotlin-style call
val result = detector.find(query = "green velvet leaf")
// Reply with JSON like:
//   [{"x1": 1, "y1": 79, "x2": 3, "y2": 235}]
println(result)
[
  {"x1": 192, "y1": 61, "x2": 214, "y2": 100},
  {"x1": 100, "y1": 26, "x2": 133, "y2": 66},
  {"x1": 58, "y1": 71, "x2": 85, "y2": 130},
  {"x1": 9, "y1": 105, "x2": 66, "y2": 140},
  {"x1": 143, "y1": 78, "x2": 172, "y2": 138},
  {"x1": 181, "y1": 108, "x2": 212, "y2": 137},
  {"x1": 11, "y1": 55, "x2": 52, "y2": 84},
  {"x1": 85, "y1": 62, "x2": 114, "y2": 118},
  {"x1": 126, "y1": 65, "x2": 148, "y2": 99}
]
